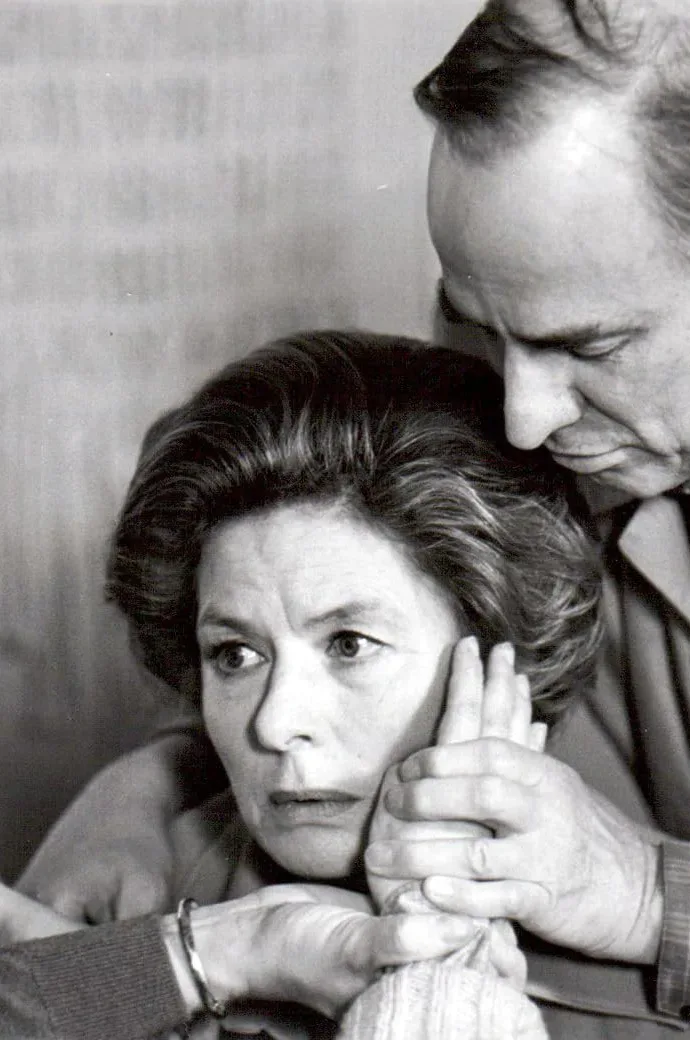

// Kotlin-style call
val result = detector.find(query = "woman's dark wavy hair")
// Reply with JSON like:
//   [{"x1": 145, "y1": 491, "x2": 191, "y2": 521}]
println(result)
[
  {"x1": 106, "y1": 330, "x2": 602, "y2": 726},
  {"x1": 415, "y1": 0, "x2": 690, "y2": 245}
]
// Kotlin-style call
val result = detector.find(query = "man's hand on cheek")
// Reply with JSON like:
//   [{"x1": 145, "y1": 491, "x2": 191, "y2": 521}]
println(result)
[
  {"x1": 366, "y1": 640, "x2": 543, "y2": 905},
  {"x1": 366, "y1": 637, "x2": 497, "y2": 913},
  {"x1": 367, "y1": 638, "x2": 662, "y2": 965}
]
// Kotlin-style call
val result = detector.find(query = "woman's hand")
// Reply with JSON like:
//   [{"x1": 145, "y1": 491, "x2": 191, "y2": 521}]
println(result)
[
  {"x1": 165, "y1": 882, "x2": 480, "y2": 1021},
  {"x1": 366, "y1": 638, "x2": 662, "y2": 964}
]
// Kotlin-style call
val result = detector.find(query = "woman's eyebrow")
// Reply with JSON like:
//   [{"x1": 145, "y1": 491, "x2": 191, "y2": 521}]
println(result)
[
  {"x1": 196, "y1": 608, "x2": 258, "y2": 638},
  {"x1": 197, "y1": 601, "x2": 402, "y2": 635},
  {"x1": 303, "y1": 600, "x2": 401, "y2": 630}
]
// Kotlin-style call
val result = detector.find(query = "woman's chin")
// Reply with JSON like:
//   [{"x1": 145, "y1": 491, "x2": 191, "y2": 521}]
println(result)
[{"x1": 261, "y1": 831, "x2": 363, "y2": 882}]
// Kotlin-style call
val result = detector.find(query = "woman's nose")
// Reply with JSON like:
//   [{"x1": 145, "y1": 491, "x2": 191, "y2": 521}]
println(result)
[
  {"x1": 253, "y1": 654, "x2": 322, "y2": 752},
  {"x1": 502, "y1": 341, "x2": 582, "y2": 451}
]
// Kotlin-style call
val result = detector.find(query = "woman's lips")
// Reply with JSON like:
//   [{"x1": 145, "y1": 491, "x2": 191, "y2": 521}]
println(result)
[{"x1": 269, "y1": 789, "x2": 362, "y2": 824}]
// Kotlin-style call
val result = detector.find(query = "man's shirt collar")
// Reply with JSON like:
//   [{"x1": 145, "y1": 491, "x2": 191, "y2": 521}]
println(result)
[{"x1": 576, "y1": 477, "x2": 690, "y2": 625}]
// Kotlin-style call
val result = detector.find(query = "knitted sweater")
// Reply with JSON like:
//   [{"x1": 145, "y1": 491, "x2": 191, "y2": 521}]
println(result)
[{"x1": 338, "y1": 885, "x2": 547, "y2": 1040}]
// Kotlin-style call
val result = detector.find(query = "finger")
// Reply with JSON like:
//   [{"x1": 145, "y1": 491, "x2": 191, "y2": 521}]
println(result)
[
  {"x1": 529, "y1": 722, "x2": 548, "y2": 753},
  {"x1": 366, "y1": 835, "x2": 527, "y2": 883},
  {"x1": 372, "y1": 912, "x2": 483, "y2": 968},
  {"x1": 480, "y1": 643, "x2": 518, "y2": 738},
  {"x1": 422, "y1": 876, "x2": 547, "y2": 924},
  {"x1": 487, "y1": 920, "x2": 527, "y2": 989},
  {"x1": 436, "y1": 637, "x2": 483, "y2": 745},
  {"x1": 43, "y1": 891, "x2": 96, "y2": 924},
  {"x1": 397, "y1": 737, "x2": 545, "y2": 785},
  {"x1": 508, "y1": 674, "x2": 533, "y2": 748},
  {"x1": 385, "y1": 773, "x2": 537, "y2": 831}
]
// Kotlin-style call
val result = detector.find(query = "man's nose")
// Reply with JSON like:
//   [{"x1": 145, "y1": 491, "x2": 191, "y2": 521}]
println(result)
[
  {"x1": 503, "y1": 341, "x2": 582, "y2": 451},
  {"x1": 253, "y1": 654, "x2": 321, "y2": 753}
]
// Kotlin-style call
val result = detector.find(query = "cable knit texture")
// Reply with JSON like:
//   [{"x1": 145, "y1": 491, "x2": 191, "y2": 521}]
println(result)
[{"x1": 337, "y1": 884, "x2": 548, "y2": 1040}]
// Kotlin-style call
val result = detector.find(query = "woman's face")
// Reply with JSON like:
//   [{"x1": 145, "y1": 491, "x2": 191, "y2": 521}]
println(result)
[{"x1": 197, "y1": 499, "x2": 463, "y2": 879}]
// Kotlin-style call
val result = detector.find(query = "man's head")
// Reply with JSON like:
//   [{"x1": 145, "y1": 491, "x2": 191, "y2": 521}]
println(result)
[{"x1": 419, "y1": 0, "x2": 690, "y2": 497}]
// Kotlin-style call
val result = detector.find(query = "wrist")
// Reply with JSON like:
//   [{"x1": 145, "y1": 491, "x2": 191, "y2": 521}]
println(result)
[
  {"x1": 162, "y1": 899, "x2": 259, "y2": 1015},
  {"x1": 160, "y1": 914, "x2": 202, "y2": 1017},
  {"x1": 624, "y1": 838, "x2": 663, "y2": 964}
]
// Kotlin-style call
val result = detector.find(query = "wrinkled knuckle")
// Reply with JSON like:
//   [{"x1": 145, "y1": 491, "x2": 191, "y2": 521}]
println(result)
[
  {"x1": 468, "y1": 838, "x2": 493, "y2": 879},
  {"x1": 390, "y1": 914, "x2": 416, "y2": 956},
  {"x1": 408, "y1": 780, "x2": 433, "y2": 816},
  {"x1": 484, "y1": 738, "x2": 513, "y2": 773},
  {"x1": 474, "y1": 774, "x2": 505, "y2": 815},
  {"x1": 423, "y1": 747, "x2": 446, "y2": 777},
  {"x1": 502, "y1": 884, "x2": 532, "y2": 920},
  {"x1": 405, "y1": 843, "x2": 428, "y2": 874},
  {"x1": 414, "y1": 748, "x2": 434, "y2": 773}
]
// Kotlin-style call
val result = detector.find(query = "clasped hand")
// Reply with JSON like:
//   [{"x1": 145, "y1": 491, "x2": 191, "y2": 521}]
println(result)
[
  {"x1": 187, "y1": 882, "x2": 482, "y2": 1020},
  {"x1": 365, "y1": 637, "x2": 663, "y2": 965}
]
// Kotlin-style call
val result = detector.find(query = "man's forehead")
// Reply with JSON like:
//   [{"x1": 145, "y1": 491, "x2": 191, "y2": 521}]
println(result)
[
  {"x1": 487, "y1": 0, "x2": 681, "y2": 32},
  {"x1": 429, "y1": 116, "x2": 647, "y2": 269}
]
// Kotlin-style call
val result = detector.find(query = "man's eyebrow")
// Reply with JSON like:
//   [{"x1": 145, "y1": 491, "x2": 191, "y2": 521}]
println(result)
[
  {"x1": 438, "y1": 281, "x2": 649, "y2": 349},
  {"x1": 516, "y1": 322, "x2": 649, "y2": 350}
]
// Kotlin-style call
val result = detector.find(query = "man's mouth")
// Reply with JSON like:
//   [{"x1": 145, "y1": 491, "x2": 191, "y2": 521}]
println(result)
[{"x1": 548, "y1": 447, "x2": 631, "y2": 475}]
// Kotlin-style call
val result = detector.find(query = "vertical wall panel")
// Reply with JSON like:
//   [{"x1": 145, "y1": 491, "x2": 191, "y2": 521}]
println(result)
[{"x1": 0, "y1": 0, "x2": 480, "y2": 877}]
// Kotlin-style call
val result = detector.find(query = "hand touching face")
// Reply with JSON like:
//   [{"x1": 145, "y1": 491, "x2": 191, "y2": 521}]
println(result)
[
  {"x1": 366, "y1": 638, "x2": 545, "y2": 912},
  {"x1": 367, "y1": 630, "x2": 662, "y2": 963}
]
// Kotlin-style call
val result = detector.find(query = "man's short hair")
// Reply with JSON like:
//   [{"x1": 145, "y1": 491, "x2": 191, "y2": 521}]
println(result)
[{"x1": 415, "y1": 0, "x2": 690, "y2": 244}]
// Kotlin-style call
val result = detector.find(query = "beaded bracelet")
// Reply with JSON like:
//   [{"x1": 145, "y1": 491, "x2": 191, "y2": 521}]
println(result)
[{"x1": 176, "y1": 897, "x2": 229, "y2": 1019}]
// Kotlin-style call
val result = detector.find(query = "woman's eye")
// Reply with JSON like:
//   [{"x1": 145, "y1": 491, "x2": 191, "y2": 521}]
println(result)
[
  {"x1": 207, "y1": 643, "x2": 264, "y2": 676},
  {"x1": 327, "y1": 631, "x2": 380, "y2": 661}
]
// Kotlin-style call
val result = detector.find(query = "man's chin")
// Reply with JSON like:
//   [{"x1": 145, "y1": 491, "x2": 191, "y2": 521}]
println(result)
[{"x1": 585, "y1": 466, "x2": 687, "y2": 500}]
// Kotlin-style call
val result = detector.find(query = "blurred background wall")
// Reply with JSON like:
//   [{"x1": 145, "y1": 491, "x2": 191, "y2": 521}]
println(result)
[{"x1": 0, "y1": 0, "x2": 481, "y2": 879}]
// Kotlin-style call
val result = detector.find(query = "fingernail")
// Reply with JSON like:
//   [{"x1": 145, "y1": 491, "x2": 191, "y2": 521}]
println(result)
[
  {"x1": 385, "y1": 787, "x2": 403, "y2": 814},
  {"x1": 425, "y1": 876, "x2": 455, "y2": 899},
  {"x1": 461, "y1": 635, "x2": 479, "y2": 657},
  {"x1": 398, "y1": 758, "x2": 419, "y2": 782},
  {"x1": 365, "y1": 843, "x2": 393, "y2": 869},
  {"x1": 496, "y1": 643, "x2": 515, "y2": 665},
  {"x1": 516, "y1": 674, "x2": 530, "y2": 697}
]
